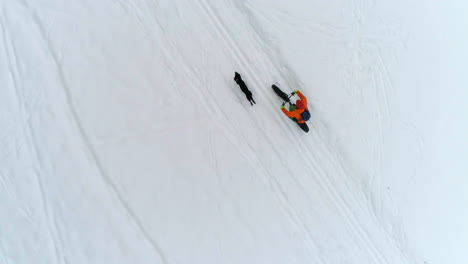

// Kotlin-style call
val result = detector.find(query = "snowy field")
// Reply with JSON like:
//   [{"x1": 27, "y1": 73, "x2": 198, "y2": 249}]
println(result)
[{"x1": 1, "y1": 0, "x2": 467, "y2": 263}]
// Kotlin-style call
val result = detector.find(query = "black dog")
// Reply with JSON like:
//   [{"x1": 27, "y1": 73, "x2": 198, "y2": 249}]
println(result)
[{"x1": 234, "y1": 72, "x2": 256, "y2": 105}]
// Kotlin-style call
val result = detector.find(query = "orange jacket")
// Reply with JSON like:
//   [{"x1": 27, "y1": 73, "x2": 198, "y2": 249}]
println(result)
[{"x1": 281, "y1": 91, "x2": 309, "y2": 123}]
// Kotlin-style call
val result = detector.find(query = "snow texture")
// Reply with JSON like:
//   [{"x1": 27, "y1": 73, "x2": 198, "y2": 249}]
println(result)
[{"x1": 1, "y1": 0, "x2": 467, "y2": 264}]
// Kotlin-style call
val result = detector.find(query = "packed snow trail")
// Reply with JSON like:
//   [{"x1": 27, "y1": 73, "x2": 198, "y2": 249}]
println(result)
[
  {"x1": 2, "y1": 0, "x2": 467, "y2": 264},
  {"x1": 1, "y1": 0, "x2": 410, "y2": 263}
]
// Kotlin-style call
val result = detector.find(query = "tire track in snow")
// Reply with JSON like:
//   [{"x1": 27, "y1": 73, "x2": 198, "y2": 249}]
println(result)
[
  {"x1": 368, "y1": 49, "x2": 387, "y2": 222},
  {"x1": 157, "y1": 39, "x2": 294, "y2": 257},
  {"x1": 281, "y1": 73, "x2": 396, "y2": 264},
  {"x1": 297, "y1": 119, "x2": 413, "y2": 264},
  {"x1": 243, "y1": 1, "x2": 343, "y2": 40},
  {"x1": 376, "y1": 46, "x2": 394, "y2": 119},
  {"x1": 325, "y1": 5, "x2": 412, "y2": 262},
  {"x1": 207, "y1": 128, "x2": 229, "y2": 198},
  {"x1": 0, "y1": 124, "x2": 17, "y2": 165},
  {"x1": 18, "y1": 3, "x2": 169, "y2": 263},
  {"x1": 199, "y1": 0, "x2": 350, "y2": 258},
  {"x1": 348, "y1": 28, "x2": 395, "y2": 237},
  {"x1": 192, "y1": 1, "x2": 331, "y2": 262},
  {"x1": 143, "y1": 1, "x2": 410, "y2": 262},
  {"x1": 349, "y1": 12, "x2": 413, "y2": 259},
  {"x1": 340, "y1": 42, "x2": 391, "y2": 251},
  {"x1": 0, "y1": 60, "x2": 20, "y2": 166},
  {"x1": 196, "y1": 0, "x2": 262, "y2": 81},
  {"x1": 193, "y1": 0, "x2": 301, "y2": 144},
  {"x1": 144, "y1": 5, "x2": 324, "y2": 258},
  {"x1": 126, "y1": 0, "x2": 186, "y2": 103},
  {"x1": 197, "y1": 0, "x2": 299, "y2": 94},
  {"x1": 369, "y1": 44, "x2": 419, "y2": 261},
  {"x1": 293, "y1": 125, "x2": 391, "y2": 264},
  {"x1": 212, "y1": 2, "x2": 352, "y2": 259},
  {"x1": 346, "y1": 6, "x2": 404, "y2": 247},
  {"x1": 237, "y1": 2, "x2": 413, "y2": 263},
  {"x1": 231, "y1": 3, "x2": 311, "y2": 108},
  {"x1": 113, "y1": 0, "x2": 153, "y2": 38}
]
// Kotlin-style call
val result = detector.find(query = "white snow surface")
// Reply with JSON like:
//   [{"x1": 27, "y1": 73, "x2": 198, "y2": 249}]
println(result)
[{"x1": 1, "y1": 0, "x2": 467, "y2": 264}]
